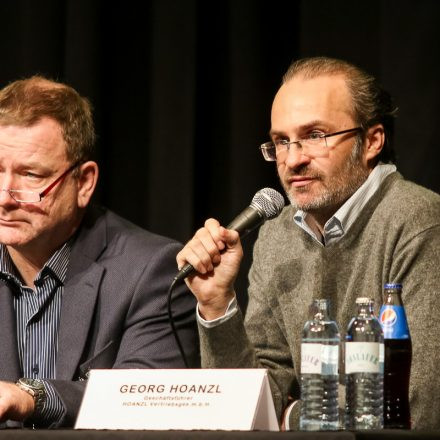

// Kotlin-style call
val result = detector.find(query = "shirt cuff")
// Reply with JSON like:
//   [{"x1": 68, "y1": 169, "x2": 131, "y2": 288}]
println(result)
[
  {"x1": 197, "y1": 296, "x2": 238, "y2": 328},
  {"x1": 34, "y1": 380, "x2": 65, "y2": 427}
]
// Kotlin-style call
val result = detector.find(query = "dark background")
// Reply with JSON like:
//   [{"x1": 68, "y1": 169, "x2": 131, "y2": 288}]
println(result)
[{"x1": 1, "y1": 0, "x2": 439, "y2": 308}]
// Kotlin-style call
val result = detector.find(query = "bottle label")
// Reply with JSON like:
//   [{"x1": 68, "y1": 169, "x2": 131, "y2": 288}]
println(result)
[
  {"x1": 301, "y1": 343, "x2": 338, "y2": 375},
  {"x1": 345, "y1": 342, "x2": 384, "y2": 374},
  {"x1": 379, "y1": 305, "x2": 410, "y2": 339}
]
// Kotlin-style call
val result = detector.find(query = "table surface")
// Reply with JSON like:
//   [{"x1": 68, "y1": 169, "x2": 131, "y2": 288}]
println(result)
[{"x1": 0, "y1": 430, "x2": 439, "y2": 440}]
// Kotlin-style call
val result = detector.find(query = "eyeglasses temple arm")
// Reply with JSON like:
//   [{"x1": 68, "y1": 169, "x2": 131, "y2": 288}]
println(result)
[{"x1": 39, "y1": 163, "x2": 79, "y2": 199}]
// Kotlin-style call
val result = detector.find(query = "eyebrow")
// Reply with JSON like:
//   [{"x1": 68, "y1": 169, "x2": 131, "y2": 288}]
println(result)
[
  {"x1": 17, "y1": 162, "x2": 52, "y2": 172},
  {"x1": 13, "y1": 163, "x2": 54, "y2": 176},
  {"x1": 269, "y1": 120, "x2": 330, "y2": 138}
]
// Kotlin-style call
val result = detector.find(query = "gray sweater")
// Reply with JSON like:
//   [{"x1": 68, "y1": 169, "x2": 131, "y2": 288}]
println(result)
[{"x1": 199, "y1": 172, "x2": 440, "y2": 430}]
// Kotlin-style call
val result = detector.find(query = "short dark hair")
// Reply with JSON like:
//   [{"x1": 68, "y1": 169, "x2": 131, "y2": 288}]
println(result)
[
  {"x1": 0, "y1": 76, "x2": 95, "y2": 164},
  {"x1": 283, "y1": 57, "x2": 397, "y2": 163}
]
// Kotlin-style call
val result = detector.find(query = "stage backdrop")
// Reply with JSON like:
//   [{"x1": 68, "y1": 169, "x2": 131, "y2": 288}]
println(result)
[{"x1": 0, "y1": 0, "x2": 439, "y2": 308}]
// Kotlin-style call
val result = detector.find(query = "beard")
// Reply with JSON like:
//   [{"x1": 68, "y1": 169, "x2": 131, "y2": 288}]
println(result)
[{"x1": 282, "y1": 137, "x2": 370, "y2": 213}]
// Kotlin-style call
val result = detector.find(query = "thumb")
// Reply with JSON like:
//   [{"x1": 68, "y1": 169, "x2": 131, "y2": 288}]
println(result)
[{"x1": 220, "y1": 227, "x2": 241, "y2": 249}]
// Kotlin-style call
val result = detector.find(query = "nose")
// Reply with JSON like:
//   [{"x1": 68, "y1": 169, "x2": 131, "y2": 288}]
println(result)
[
  {"x1": 0, "y1": 173, "x2": 17, "y2": 204},
  {"x1": 282, "y1": 143, "x2": 312, "y2": 170},
  {"x1": 0, "y1": 171, "x2": 15, "y2": 190},
  {"x1": 0, "y1": 189, "x2": 18, "y2": 204},
  {"x1": 0, "y1": 190, "x2": 17, "y2": 209},
  {"x1": 0, "y1": 171, "x2": 20, "y2": 205}
]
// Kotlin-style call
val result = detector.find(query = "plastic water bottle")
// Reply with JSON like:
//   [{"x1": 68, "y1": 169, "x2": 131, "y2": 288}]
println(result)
[
  {"x1": 345, "y1": 297, "x2": 384, "y2": 430},
  {"x1": 300, "y1": 299, "x2": 340, "y2": 431},
  {"x1": 379, "y1": 283, "x2": 412, "y2": 429}
]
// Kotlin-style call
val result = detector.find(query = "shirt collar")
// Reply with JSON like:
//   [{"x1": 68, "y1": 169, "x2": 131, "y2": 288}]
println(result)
[
  {"x1": 0, "y1": 241, "x2": 71, "y2": 287},
  {"x1": 293, "y1": 163, "x2": 397, "y2": 245}
]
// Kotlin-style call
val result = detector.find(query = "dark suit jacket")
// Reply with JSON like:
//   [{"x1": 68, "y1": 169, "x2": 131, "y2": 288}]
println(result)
[{"x1": 0, "y1": 206, "x2": 199, "y2": 427}]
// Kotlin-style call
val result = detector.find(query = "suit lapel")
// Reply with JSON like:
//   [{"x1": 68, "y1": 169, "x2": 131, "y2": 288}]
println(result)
[
  {"x1": 0, "y1": 282, "x2": 21, "y2": 379},
  {"x1": 55, "y1": 206, "x2": 108, "y2": 380},
  {"x1": 56, "y1": 263, "x2": 105, "y2": 380}
]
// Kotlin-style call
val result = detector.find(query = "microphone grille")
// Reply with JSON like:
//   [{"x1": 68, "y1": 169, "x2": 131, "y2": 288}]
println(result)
[{"x1": 251, "y1": 188, "x2": 285, "y2": 220}]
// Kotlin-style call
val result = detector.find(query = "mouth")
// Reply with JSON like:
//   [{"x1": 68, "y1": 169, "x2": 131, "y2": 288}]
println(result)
[
  {"x1": 287, "y1": 176, "x2": 317, "y2": 188},
  {"x1": 0, "y1": 218, "x2": 23, "y2": 225}
]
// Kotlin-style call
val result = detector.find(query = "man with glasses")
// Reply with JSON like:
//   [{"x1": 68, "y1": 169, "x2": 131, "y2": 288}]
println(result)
[
  {"x1": 177, "y1": 57, "x2": 440, "y2": 429},
  {"x1": 0, "y1": 76, "x2": 199, "y2": 428}
]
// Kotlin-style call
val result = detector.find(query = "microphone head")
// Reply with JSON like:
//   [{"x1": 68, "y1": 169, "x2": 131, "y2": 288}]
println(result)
[{"x1": 250, "y1": 188, "x2": 285, "y2": 220}]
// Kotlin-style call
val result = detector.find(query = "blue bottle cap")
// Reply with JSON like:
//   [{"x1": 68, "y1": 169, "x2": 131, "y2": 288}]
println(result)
[{"x1": 384, "y1": 283, "x2": 402, "y2": 289}]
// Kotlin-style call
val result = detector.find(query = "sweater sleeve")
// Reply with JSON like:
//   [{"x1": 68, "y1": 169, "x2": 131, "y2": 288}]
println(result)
[
  {"x1": 198, "y1": 227, "x2": 297, "y2": 423},
  {"x1": 245, "y1": 234, "x2": 298, "y2": 419}
]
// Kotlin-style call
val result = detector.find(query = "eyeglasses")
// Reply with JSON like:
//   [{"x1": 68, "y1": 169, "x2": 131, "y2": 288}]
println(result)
[
  {"x1": 0, "y1": 162, "x2": 80, "y2": 203},
  {"x1": 260, "y1": 127, "x2": 362, "y2": 161}
]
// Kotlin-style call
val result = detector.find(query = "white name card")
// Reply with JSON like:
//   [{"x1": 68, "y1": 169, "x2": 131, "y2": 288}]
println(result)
[{"x1": 74, "y1": 368, "x2": 279, "y2": 431}]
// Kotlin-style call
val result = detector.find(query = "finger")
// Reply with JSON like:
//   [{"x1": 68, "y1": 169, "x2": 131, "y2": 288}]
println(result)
[
  {"x1": 176, "y1": 244, "x2": 210, "y2": 275},
  {"x1": 194, "y1": 225, "x2": 224, "y2": 265},
  {"x1": 219, "y1": 226, "x2": 241, "y2": 249},
  {"x1": 204, "y1": 218, "x2": 227, "y2": 252},
  {"x1": 177, "y1": 231, "x2": 220, "y2": 274},
  {"x1": 184, "y1": 219, "x2": 226, "y2": 268},
  {"x1": 205, "y1": 218, "x2": 241, "y2": 250},
  {"x1": 184, "y1": 242, "x2": 213, "y2": 274}
]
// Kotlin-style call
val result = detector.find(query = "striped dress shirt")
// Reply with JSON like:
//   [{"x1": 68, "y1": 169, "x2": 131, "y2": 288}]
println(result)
[{"x1": 0, "y1": 242, "x2": 71, "y2": 426}]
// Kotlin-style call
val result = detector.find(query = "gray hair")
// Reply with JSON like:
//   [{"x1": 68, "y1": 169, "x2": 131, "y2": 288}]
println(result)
[{"x1": 283, "y1": 57, "x2": 397, "y2": 163}]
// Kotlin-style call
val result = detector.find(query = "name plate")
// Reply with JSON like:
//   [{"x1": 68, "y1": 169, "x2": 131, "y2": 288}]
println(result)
[{"x1": 74, "y1": 368, "x2": 279, "y2": 431}]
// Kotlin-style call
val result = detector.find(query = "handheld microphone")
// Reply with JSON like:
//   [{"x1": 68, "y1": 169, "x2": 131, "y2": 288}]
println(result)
[{"x1": 175, "y1": 187, "x2": 285, "y2": 281}]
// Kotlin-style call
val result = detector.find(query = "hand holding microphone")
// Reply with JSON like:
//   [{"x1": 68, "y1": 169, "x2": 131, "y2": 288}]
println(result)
[{"x1": 175, "y1": 188, "x2": 284, "y2": 320}]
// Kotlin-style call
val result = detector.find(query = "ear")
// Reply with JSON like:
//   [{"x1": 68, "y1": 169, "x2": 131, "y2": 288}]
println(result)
[
  {"x1": 364, "y1": 124, "x2": 385, "y2": 167},
  {"x1": 76, "y1": 161, "x2": 99, "y2": 208}
]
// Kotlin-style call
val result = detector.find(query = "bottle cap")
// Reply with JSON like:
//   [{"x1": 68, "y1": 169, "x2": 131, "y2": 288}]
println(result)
[
  {"x1": 355, "y1": 297, "x2": 373, "y2": 304},
  {"x1": 384, "y1": 283, "x2": 402, "y2": 289},
  {"x1": 313, "y1": 298, "x2": 329, "y2": 307}
]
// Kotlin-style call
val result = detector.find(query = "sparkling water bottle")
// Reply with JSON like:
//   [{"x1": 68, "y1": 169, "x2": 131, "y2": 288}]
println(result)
[
  {"x1": 300, "y1": 299, "x2": 340, "y2": 431},
  {"x1": 379, "y1": 283, "x2": 412, "y2": 429},
  {"x1": 345, "y1": 297, "x2": 384, "y2": 430}
]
